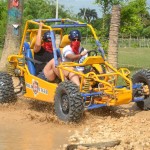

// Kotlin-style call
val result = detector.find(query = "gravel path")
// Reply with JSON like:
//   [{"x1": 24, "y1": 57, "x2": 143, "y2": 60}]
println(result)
[
  {"x1": 0, "y1": 97, "x2": 149, "y2": 150},
  {"x1": 67, "y1": 104, "x2": 150, "y2": 150}
]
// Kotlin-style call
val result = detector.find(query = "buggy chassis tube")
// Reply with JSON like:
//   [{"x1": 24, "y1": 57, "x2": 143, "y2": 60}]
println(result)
[
  {"x1": 81, "y1": 84, "x2": 145, "y2": 110},
  {"x1": 57, "y1": 65, "x2": 115, "y2": 89},
  {"x1": 85, "y1": 104, "x2": 107, "y2": 110},
  {"x1": 87, "y1": 24, "x2": 106, "y2": 60},
  {"x1": 18, "y1": 20, "x2": 53, "y2": 55},
  {"x1": 81, "y1": 92, "x2": 107, "y2": 110},
  {"x1": 58, "y1": 60, "x2": 132, "y2": 91}
]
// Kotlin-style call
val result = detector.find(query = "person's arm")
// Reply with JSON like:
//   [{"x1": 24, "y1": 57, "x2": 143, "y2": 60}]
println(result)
[
  {"x1": 66, "y1": 50, "x2": 87, "y2": 61},
  {"x1": 66, "y1": 53, "x2": 81, "y2": 61},
  {"x1": 34, "y1": 22, "x2": 43, "y2": 53}
]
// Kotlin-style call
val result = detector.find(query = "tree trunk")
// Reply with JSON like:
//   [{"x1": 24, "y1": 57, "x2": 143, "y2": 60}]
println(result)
[
  {"x1": 0, "y1": 0, "x2": 23, "y2": 71},
  {"x1": 108, "y1": 5, "x2": 121, "y2": 69}
]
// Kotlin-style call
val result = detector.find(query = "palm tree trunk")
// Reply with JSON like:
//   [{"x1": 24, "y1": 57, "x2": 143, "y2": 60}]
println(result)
[
  {"x1": 0, "y1": 0, "x2": 23, "y2": 71},
  {"x1": 108, "y1": 5, "x2": 121, "y2": 69}
]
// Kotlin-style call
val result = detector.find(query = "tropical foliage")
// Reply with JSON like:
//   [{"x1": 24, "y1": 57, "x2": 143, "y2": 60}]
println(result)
[
  {"x1": 120, "y1": 0, "x2": 150, "y2": 37},
  {"x1": 23, "y1": 0, "x2": 71, "y2": 22},
  {"x1": 94, "y1": 0, "x2": 150, "y2": 38},
  {"x1": 0, "y1": 0, "x2": 7, "y2": 47},
  {"x1": 77, "y1": 8, "x2": 98, "y2": 23},
  {"x1": 0, "y1": 0, "x2": 150, "y2": 50}
]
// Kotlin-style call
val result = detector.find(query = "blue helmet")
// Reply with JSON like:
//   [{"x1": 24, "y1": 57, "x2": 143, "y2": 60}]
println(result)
[
  {"x1": 69, "y1": 30, "x2": 81, "y2": 41},
  {"x1": 43, "y1": 31, "x2": 51, "y2": 41}
]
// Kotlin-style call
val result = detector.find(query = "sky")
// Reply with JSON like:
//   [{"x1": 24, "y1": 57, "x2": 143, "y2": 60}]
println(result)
[
  {"x1": 58, "y1": 0, "x2": 102, "y2": 17},
  {"x1": 58, "y1": 0, "x2": 150, "y2": 18}
]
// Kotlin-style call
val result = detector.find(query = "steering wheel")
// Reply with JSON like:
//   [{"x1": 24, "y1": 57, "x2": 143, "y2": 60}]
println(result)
[
  {"x1": 78, "y1": 50, "x2": 98, "y2": 64},
  {"x1": 76, "y1": 50, "x2": 98, "y2": 72},
  {"x1": 87, "y1": 50, "x2": 98, "y2": 56}
]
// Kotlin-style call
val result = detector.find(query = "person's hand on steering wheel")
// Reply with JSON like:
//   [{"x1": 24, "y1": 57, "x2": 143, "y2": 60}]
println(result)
[{"x1": 80, "y1": 50, "x2": 87, "y2": 56}]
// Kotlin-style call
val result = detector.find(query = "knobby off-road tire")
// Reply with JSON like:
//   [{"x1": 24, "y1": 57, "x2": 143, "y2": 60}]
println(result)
[
  {"x1": 132, "y1": 69, "x2": 150, "y2": 110},
  {"x1": 0, "y1": 72, "x2": 17, "y2": 103},
  {"x1": 54, "y1": 81, "x2": 84, "y2": 122}
]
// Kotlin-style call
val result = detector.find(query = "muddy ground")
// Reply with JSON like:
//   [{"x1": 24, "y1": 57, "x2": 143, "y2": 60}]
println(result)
[{"x1": 0, "y1": 96, "x2": 149, "y2": 150}]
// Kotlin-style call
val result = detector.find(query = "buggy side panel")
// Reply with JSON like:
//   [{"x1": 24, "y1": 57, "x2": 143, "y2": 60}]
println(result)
[{"x1": 24, "y1": 72, "x2": 57, "y2": 102}]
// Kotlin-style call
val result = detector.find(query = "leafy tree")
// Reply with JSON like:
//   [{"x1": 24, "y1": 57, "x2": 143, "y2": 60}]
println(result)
[
  {"x1": 120, "y1": 0, "x2": 148, "y2": 37},
  {"x1": 23, "y1": 0, "x2": 71, "y2": 23},
  {"x1": 0, "y1": 0, "x2": 7, "y2": 50},
  {"x1": 142, "y1": 26, "x2": 150, "y2": 37}
]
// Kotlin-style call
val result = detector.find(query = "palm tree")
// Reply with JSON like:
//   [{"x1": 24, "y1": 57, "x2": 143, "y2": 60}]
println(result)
[
  {"x1": 78, "y1": 8, "x2": 98, "y2": 23},
  {"x1": 95, "y1": 0, "x2": 124, "y2": 68},
  {"x1": 78, "y1": 8, "x2": 86, "y2": 20},
  {"x1": 108, "y1": 4, "x2": 121, "y2": 68},
  {"x1": 0, "y1": 0, "x2": 24, "y2": 70},
  {"x1": 86, "y1": 8, "x2": 98, "y2": 23}
]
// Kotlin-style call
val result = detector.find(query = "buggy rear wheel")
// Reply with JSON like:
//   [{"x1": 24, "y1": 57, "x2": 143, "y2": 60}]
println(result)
[
  {"x1": 0, "y1": 72, "x2": 17, "y2": 103},
  {"x1": 54, "y1": 81, "x2": 84, "y2": 122},
  {"x1": 132, "y1": 69, "x2": 150, "y2": 110}
]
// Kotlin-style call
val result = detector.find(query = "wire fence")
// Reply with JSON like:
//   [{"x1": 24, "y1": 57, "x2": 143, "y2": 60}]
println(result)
[
  {"x1": 0, "y1": 36, "x2": 150, "y2": 72},
  {"x1": 118, "y1": 38, "x2": 150, "y2": 71},
  {"x1": 82, "y1": 37, "x2": 150, "y2": 72},
  {"x1": 118, "y1": 38, "x2": 150, "y2": 48}
]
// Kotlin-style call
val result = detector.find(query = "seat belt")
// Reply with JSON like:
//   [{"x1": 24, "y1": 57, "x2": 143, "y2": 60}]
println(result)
[{"x1": 25, "y1": 57, "x2": 47, "y2": 65}]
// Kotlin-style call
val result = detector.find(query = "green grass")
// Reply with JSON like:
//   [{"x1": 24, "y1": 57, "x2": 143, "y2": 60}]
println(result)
[{"x1": 118, "y1": 47, "x2": 150, "y2": 74}]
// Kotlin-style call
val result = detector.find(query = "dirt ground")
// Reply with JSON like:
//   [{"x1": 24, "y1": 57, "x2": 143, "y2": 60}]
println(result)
[
  {"x1": 0, "y1": 96, "x2": 150, "y2": 150},
  {"x1": 0, "y1": 76, "x2": 149, "y2": 150}
]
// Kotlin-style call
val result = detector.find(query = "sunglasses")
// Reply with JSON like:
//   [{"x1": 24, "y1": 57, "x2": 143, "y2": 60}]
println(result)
[{"x1": 72, "y1": 39, "x2": 80, "y2": 41}]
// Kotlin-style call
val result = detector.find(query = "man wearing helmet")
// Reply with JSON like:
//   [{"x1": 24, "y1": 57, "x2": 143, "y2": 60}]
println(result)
[
  {"x1": 62, "y1": 30, "x2": 87, "y2": 62},
  {"x1": 61, "y1": 30, "x2": 88, "y2": 85},
  {"x1": 34, "y1": 22, "x2": 54, "y2": 75},
  {"x1": 39, "y1": 29, "x2": 87, "y2": 86}
]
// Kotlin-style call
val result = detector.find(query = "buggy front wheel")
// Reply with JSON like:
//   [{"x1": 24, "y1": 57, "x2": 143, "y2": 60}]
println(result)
[{"x1": 54, "y1": 81, "x2": 84, "y2": 122}]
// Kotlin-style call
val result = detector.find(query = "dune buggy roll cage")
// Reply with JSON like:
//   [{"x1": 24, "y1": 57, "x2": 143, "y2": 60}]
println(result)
[{"x1": 19, "y1": 18, "x2": 106, "y2": 66}]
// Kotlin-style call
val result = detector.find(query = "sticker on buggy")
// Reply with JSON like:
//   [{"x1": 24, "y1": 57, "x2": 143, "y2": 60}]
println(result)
[{"x1": 26, "y1": 80, "x2": 48, "y2": 96}]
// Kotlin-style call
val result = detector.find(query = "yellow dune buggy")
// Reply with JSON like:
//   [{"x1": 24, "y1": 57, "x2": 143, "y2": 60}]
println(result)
[{"x1": 0, "y1": 18, "x2": 150, "y2": 122}]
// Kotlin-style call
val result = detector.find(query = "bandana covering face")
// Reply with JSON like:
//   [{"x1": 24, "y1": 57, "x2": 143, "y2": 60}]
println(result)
[
  {"x1": 71, "y1": 41, "x2": 80, "y2": 54},
  {"x1": 42, "y1": 42, "x2": 53, "y2": 53}
]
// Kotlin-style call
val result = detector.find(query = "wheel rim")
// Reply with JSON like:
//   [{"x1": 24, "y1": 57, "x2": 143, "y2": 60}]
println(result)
[
  {"x1": 139, "y1": 80, "x2": 149, "y2": 95},
  {"x1": 61, "y1": 94, "x2": 69, "y2": 114},
  {"x1": 134, "y1": 81, "x2": 150, "y2": 98}
]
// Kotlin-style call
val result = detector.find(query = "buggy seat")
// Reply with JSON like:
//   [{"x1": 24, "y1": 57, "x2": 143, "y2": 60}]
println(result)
[
  {"x1": 23, "y1": 42, "x2": 36, "y2": 75},
  {"x1": 59, "y1": 35, "x2": 71, "y2": 50}
]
